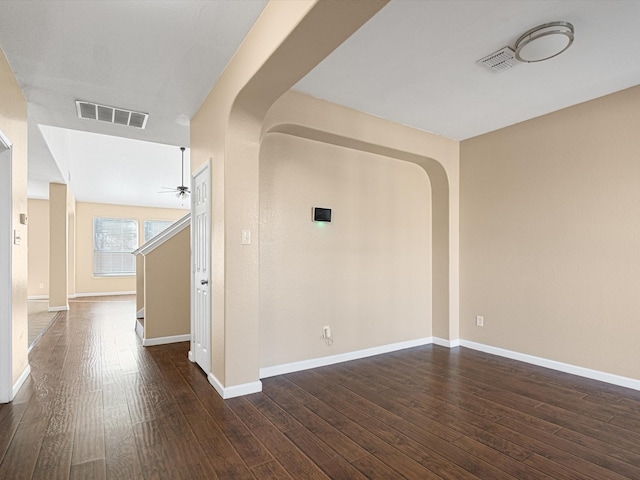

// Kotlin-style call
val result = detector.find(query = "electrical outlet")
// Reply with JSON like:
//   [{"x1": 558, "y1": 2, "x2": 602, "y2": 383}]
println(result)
[
  {"x1": 39, "y1": 283, "x2": 44, "y2": 289},
  {"x1": 476, "y1": 315, "x2": 484, "y2": 327},
  {"x1": 323, "y1": 325, "x2": 331, "y2": 339}
]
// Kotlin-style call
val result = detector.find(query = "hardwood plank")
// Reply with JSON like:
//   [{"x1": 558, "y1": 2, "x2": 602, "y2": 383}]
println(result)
[
  {"x1": 69, "y1": 459, "x2": 106, "y2": 480},
  {"x1": 0, "y1": 419, "x2": 47, "y2": 479},
  {"x1": 284, "y1": 427, "x2": 369, "y2": 479},
  {"x1": 390, "y1": 418, "x2": 516, "y2": 480},
  {"x1": 103, "y1": 402, "x2": 144, "y2": 480},
  {"x1": 250, "y1": 424, "x2": 329, "y2": 480},
  {"x1": 262, "y1": 378, "x2": 371, "y2": 463},
  {"x1": 250, "y1": 460, "x2": 294, "y2": 480},
  {"x1": 71, "y1": 390, "x2": 105, "y2": 466},
  {"x1": 350, "y1": 453, "x2": 435, "y2": 480},
  {"x1": 499, "y1": 416, "x2": 640, "y2": 479},
  {"x1": 184, "y1": 412, "x2": 255, "y2": 480},
  {"x1": 131, "y1": 421, "x2": 177, "y2": 479},
  {"x1": 359, "y1": 416, "x2": 479, "y2": 480},
  {"x1": 269, "y1": 382, "x2": 445, "y2": 480},
  {"x1": 245, "y1": 391, "x2": 303, "y2": 432},
  {"x1": 10, "y1": 296, "x2": 640, "y2": 480},
  {"x1": 32, "y1": 432, "x2": 74, "y2": 480},
  {"x1": 0, "y1": 402, "x2": 28, "y2": 464}
]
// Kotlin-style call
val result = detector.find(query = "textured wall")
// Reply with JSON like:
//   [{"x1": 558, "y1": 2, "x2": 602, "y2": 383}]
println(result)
[
  {"x1": 260, "y1": 133, "x2": 431, "y2": 367},
  {"x1": 461, "y1": 85, "x2": 640, "y2": 380}
]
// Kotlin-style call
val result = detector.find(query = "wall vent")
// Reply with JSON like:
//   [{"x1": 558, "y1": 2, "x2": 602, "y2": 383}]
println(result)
[
  {"x1": 477, "y1": 47, "x2": 517, "y2": 72},
  {"x1": 75, "y1": 101, "x2": 149, "y2": 129}
]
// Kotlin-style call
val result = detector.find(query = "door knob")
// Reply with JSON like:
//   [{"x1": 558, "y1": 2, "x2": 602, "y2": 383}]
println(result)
[{"x1": 200, "y1": 279, "x2": 209, "y2": 285}]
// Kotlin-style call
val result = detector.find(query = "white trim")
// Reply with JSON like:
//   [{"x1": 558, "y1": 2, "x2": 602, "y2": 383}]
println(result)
[
  {"x1": 73, "y1": 291, "x2": 135, "y2": 298},
  {"x1": 48, "y1": 305, "x2": 69, "y2": 312},
  {"x1": 0, "y1": 130, "x2": 14, "y2": 403},
  {"x1": 0, "y1": 129, "x2": 11, "y2": 149},
  {"x1": 136, "y1": 308, "x2": 144, "y2": 319},
  {"x1": 12, "y1": 364, "x2": 30, "y2": 399},
  {"x1": 432, "y1": 337, "x2": 460, "y2": 348},
  {"x1": 0, "y1": 131, "x2": 12, "y2": 403},
  {"x1": 27, "y1": 295, "x2": 49, "y2": 300},
  {"x1": 207, "y1": 372, "x2": 262, "y2": 399},
  {"x1": 460, "y1": 340, "x2": 640, "y2": 392},
  {"x1": 142, "y1": 333, "x2": 190, "y2": 347},
  {"x1": 132, "y1": 213, "x2": 190, "y2": 256},
  {"x1": 188, "y1": 350, "x2": 195, "y2": 362},
  {"x1": 135, "y1": 320, "x2": 143, "y2": 340},
  {"x1": 260, "y1": 337, "x2": 433, "y2": 379}
]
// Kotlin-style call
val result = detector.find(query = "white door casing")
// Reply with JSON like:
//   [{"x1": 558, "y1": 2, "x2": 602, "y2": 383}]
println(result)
[
  {"x1": 190, "y1": 161, "x2": 211, "y2": 375},
  {"x1": 0, "y1": 129, "x2": 13, "y2": 403}
]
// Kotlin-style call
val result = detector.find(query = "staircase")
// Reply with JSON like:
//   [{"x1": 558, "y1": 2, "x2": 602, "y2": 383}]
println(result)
[{"x1": 132, "y1": 213, "x2": 191, "y2": 346}]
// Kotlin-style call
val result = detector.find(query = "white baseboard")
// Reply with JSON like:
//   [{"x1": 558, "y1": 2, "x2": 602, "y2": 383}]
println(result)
[
  {"x1": 12, "y1": 364, "x2": 31, "y2": 399},
  {"x1": 460, "y1": 340, "x2": 640, "y2": 392},
  {"x1": 142, "y1": 333, "x2": 190, "y2": 347},
  {"x1": 432, "y1": 337, "x2": 460, "y2": 348},
  {"x1": 260, "y1": 336, "x2": 433, "y2": 379},
  {"x1": 207, "y1": 372, "x2": 262, "y2": 399},
  {"x1": 48, "y1": 305, "x2": 69, "y2": 312},
  {"x1": 135, "y1": 320, "x2": 143, "y2": 340},
  {"x1": 74, "y1": 291, "x2": 136, "y2": 298},
  {"x1": 27, "y1": 295, "x2": 48, "y2": 300}
]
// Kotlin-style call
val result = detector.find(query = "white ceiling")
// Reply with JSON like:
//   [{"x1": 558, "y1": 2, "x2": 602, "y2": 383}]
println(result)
[
  {"x1": 0, "y1": 0, "x2": 268, "y2": 208},
  {"x1": 296, "y1": 0, "x2": 640, "y2": 140},
  {"x1": 1, "y1": 0, "x2": 640, "y2": 207}
]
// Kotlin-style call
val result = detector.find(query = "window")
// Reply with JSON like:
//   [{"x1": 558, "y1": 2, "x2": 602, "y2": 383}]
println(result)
[
  {"x1": 93, "y1": 217, "x2": 138, "y2": 276},
  {"x1": 144, "y1": 219, "x2": 174, "y2": 243}
]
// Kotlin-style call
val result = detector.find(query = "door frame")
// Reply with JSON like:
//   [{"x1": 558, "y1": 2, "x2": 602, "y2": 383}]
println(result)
[
  {"x1": 189, "y1": 159, "x2": 211, "y2": 373},
  {"x1": 0, "y1": 128, "x2": 13, "y2": 403}
]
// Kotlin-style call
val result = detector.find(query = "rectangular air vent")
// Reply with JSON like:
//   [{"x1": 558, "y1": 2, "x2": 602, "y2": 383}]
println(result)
[
  {"x1": 75, "y1": 101, "x2": 149, "y2": 129},
  {"x1": 477, "y1": 46, "x2": 517, "y2": 72}
]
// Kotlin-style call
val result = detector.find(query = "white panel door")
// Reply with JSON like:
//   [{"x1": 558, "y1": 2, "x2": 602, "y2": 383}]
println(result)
[{"x1": 192, "y1": 163, "x2": 211, "y2": 374}]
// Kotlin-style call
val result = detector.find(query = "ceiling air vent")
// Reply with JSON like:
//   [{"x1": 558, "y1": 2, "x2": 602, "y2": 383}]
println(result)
[
  {"x1": 477, "y1": 46, "x2": 517, "y2": 72},
  {"x1": 75, "y1": 101, "x2": 149, "y2": 129}
]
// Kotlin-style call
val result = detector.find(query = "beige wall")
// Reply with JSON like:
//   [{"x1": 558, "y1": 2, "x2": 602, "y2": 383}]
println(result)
[
  {"x1": 74, "y1": 202, "x2": 185, "y2": 295},
  {"x1": 27, "y1": 199, "x2": 49, "y2": 297},
  {"x1": 49, "y1": 183, "x2": 68, "y2": 309},
  {"x1": 135, "y1": 255, "x2": 144, "y2": 314},
  {"x1": 67, "y1": 189, "x2": 76, "y2": 297},
  {"x1": 1, "y1": 46, "x2": 29, "y2": 384},
  {"x1": 260, "y1": 133, "x2": 431, "y2": 367},
  {"x1": 264, "y1": 91, "x2": 460, "y2": 342},
  {"x1": 144, "y1": 227, "x2": 190, "y2": 339},
  {"x1": 460, "y1": 85, "x2": 640, "y2": 380},
  {"x1": 192, "y1": 0, "x2": 388, "y2": 389}
]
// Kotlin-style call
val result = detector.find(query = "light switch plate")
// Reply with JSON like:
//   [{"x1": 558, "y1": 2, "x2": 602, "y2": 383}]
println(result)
[{"x1": 241, "y1": 229, "x2": 251, "y2": 245}]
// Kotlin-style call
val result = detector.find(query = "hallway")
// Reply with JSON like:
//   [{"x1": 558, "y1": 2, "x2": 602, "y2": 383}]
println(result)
[{"x1": 2, "y1": 297, "x2": 640, "y2": 479}]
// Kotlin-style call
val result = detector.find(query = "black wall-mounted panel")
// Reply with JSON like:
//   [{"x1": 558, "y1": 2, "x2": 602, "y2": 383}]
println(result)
[{"x1": 313, "y1": 207, "x2": 332, "y2": 222}]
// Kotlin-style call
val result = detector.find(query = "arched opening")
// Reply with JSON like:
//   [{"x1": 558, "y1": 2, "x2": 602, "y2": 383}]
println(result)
[{"x1": 262, "y1": 124, "x2": 451, "y2": 344}]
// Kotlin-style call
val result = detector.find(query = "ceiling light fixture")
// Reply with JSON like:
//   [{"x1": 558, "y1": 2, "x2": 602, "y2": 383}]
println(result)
[
  {"x1": 514, "y1": 21, "x2": 574, "y2": 63},
  {"x1": 159, "y1": 147, "x2": 190, "y2": 200}
]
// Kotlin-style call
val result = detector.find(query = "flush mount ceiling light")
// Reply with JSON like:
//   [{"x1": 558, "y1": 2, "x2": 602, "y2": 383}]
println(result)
[{"x1": 514, "y1": 21, "x2": 574, "y2": 63}]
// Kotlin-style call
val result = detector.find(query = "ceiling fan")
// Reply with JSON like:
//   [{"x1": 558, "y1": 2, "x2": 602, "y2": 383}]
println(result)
[{"x1": 159, "y1": 146, "x2": 190, "y2": 199}]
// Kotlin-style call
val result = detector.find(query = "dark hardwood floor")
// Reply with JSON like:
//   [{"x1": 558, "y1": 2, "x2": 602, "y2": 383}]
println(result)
[{"x1": 2, "y1": 296, "x2": 640, "y2": 479}]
